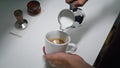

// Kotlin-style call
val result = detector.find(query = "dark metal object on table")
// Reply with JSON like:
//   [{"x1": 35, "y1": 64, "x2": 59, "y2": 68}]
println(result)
[
  {"x1": 14, "y1": 9, "x2": 28, "y2": 30},
  {"x1": 70, "y1": 0, "x2": 85, "y2": 24},
  {"x1": 27, "y1": 0, "x2": 41, "y2": 16}
]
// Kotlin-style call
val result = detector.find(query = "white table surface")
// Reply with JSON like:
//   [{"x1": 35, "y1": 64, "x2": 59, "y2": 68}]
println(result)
[{"x1": 0, "y1": 0, "x2": 120, "y2": 68}]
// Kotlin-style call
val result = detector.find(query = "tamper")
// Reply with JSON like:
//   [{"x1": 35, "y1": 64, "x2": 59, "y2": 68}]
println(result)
[{"x1": 14, "y1": 9, "x2": 28, "y2": 30}]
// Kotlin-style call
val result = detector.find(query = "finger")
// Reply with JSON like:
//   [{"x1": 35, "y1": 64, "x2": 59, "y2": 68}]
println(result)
[
  {"x1": 44, "y1": 53, "x2": 62, "y2": 62},
  {"x1": 48, "y1": 61, "x2": 57, "y2": 67},
  {"x1": 70, "y1": 53, "x2": 85, "y2": 62},
  {"x1": 44, "y1": 54, "x2": 59, "y2": 67},
  {"x1": 74, "y1": 1, "x2": 83, "y2": 7},
  {"x1": 44, "y1": 54, "x2": 55, "y2": 61},
  {"x1": 74, "y1": 0, "x2": 88, "y2": 7},
  {"x1": 42, "y1": 46, "x2": 46, "y2": 55},
  {"x1": 66, "y1": 0, "x2": 73, "y2": 4}
]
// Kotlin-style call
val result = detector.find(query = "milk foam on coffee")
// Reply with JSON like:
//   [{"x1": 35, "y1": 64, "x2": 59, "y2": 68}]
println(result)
[
  {"x1": 48, "y1": 38, "x2": 65, "y2": 44},
  {"x1": 59, "y1": 16, "x2": 73, "y2": 29}
]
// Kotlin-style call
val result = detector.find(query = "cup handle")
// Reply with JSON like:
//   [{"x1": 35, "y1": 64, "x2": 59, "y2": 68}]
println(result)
[{"x1": 66, "y1": 43, "x2": 77, "y2": 54}]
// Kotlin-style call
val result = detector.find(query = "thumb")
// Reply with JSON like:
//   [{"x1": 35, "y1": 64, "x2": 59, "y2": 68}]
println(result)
[{"x1": 44, "y1": 54, "x2": 55, "y2": 61}]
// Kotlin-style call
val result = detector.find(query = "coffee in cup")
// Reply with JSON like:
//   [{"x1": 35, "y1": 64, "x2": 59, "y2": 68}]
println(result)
[{"x1": 48, "y1": 38, "x2": 65, "y2": 44}]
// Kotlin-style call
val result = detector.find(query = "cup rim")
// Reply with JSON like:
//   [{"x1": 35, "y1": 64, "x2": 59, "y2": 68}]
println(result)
[{"x1": 46, "y1": 30, "x2": 71, "y2": 46}]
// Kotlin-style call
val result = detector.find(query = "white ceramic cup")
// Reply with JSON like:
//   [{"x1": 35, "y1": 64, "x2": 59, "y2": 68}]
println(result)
[{"x1": 45, "y1": 30, "x2": 77, "y2": 54}]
